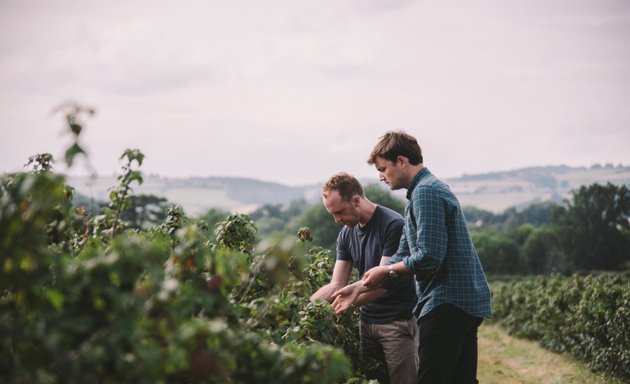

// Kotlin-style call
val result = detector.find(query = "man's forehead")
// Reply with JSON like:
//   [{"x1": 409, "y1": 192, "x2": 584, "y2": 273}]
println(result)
[
  {"x1": 325, "y1": 190, "x2": 353, "y2": 210},
  {"x1": 324, "y1": 189, "x2": 343, "y2": 203},
  {"x1": 374, "y1": 156, "x2": 390, "y2": 166}
]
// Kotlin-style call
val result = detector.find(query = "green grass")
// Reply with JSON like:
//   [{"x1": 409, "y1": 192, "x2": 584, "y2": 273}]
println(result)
[{"x1": 478, "y1": 322, "x2": 624, "y2": 384}]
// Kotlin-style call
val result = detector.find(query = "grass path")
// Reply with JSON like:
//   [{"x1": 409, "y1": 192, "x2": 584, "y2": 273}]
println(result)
[{"x1": 478, "y1": 322, "x2": 624, "y2": 384}]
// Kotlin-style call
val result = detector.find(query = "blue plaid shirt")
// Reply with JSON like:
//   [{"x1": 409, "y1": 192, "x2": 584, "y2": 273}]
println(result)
[{"x1": 385, "y1": 168, "x2": 492, "y2": 319}]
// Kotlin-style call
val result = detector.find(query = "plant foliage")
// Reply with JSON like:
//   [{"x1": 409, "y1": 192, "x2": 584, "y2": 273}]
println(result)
[
  {"x1": 492, "y1": 273, "x2": 630, "y2": 380},
  {"x1": 0, "y1": 105, "x2": 373, "y2": 383}
]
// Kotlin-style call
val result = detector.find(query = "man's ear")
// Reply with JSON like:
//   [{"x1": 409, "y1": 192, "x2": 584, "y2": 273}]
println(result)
[
  {"x1": 352, "y1": 195, "x2": 361, "y2": 207},
  {"x1": 397, "y1": 155, "x2": 408, "y2": 167}
]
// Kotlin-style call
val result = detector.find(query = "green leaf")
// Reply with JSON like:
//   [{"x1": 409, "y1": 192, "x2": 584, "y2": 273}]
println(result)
[
  {"x1": 45, "y1": 289, "x2": 65, "y2": 310},
  {"x1": 64, "y1": 143, "x2": 85, "y2": 167}
]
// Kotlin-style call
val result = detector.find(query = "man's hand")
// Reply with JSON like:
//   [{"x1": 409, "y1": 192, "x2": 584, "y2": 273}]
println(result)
[
  {"x1": 330, "y1": 282, "x2": 362, "y2": 315},
  {"x1": 362, "y1": 265, "x2": 388, "y2": 288}
]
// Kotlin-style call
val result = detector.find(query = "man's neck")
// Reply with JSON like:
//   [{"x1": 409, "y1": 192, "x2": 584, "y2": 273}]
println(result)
[
  {"x1": 358, "y1": 200, "x2": 377, "y2": 228},
  {"x1": 404, "y1": 164, "x2": 424, "y2": 189}
]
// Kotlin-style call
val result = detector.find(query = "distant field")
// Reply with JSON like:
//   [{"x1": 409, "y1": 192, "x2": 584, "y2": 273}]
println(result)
[
  {"x1": 556, "y1": 168, "x2": 630, "y2": 189},
  {"x1": 446, "y1": 166, "x2": 630, "y2": 212},
  {"x1": 159, "y1": 188, "x2": 244, "y2": 216},
  {"x1": 457, "y1": 191, "x2": 549, "y2": 212}
]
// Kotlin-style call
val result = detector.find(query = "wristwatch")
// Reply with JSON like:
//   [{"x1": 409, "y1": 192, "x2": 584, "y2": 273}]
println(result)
[{"x1": 387, "y1": 265, "x2": 398, "y2": 278}]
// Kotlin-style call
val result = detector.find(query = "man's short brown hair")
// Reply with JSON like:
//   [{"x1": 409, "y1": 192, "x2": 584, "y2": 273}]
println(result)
[
  {"x1": 367, "y1": 130, "x2": 423, "y2": 165},
  {"x1": 322, "y1": 172, "x2": 364, "y2": 202}
]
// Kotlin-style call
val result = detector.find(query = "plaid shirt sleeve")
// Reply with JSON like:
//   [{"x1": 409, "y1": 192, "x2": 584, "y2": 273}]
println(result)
[
  {"x1": 401, "y1": 185, "x2": 448, "y2": 277},
  {"x1": 387, "y1": 208, "x2": 410, "y2": 265}
]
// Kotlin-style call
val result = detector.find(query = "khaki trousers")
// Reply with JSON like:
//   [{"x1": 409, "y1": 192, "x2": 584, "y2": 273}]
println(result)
[{"x1": 360, "y1": 317, "x2": 419, "y2": 384}]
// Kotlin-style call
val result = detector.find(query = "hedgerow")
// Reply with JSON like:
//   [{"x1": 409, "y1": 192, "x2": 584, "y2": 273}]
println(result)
[
  {"x1": 492, "y1": 272, "x2": 630, "y2": 379},
  {"x1": 0, "y1": 169, "x2": 370, "y2": 383},
  {"x1": 0, "y1": 104, "x2": 368, "y2": 383}
]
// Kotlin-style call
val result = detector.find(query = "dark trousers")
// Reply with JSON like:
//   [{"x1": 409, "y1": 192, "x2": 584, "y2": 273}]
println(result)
[{"x1": 417, "y1": 303, "x2": 483, "y2": 384}]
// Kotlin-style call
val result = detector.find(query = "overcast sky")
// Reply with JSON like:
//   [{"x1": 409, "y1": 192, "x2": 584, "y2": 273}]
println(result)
[{"x1": 1, "y1": 0, "x2": 629, "y2": 186}]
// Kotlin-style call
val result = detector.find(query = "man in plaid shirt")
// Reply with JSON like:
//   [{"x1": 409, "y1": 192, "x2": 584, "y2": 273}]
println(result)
[{"x1": 332, "y1": 131, "x2": 492, "y2": 384}]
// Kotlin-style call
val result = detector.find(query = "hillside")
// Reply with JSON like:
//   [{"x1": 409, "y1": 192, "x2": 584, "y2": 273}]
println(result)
[
  {"x1": 66, "y1": 175, "x2": 321, "y2": 216},
  {"x1": 66, "y1": 164, "x2": 630, "y2": 216},
  {"x1": 444, "y1": 164, "x2": 630, "y2": 212}
]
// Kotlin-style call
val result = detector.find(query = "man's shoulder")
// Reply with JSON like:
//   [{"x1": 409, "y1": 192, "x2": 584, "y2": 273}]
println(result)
[
  {"x1": 417, "y1": 170, "x2": 443, "y2": 187},
  {"x1": 373, "y1": 206, "x2": 404, "y2": 240},
  {"x1": 375, "y1": 204, "x2": 404, "y2": 222},
  {"x1": 412, "y1": 174, "x2": 461, "y2": 212},
  {"x1": 414, "y1": 174, "x2": 453, "y2": 197}
]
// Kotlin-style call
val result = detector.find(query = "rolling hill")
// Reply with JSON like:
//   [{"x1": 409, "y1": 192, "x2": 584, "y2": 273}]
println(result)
[
  {"x1": 66, "y1": 164, "x2": 630, "y2": 216},
  {"x1": 444, "y1": 164, "x2": 630, "y2": 212}
]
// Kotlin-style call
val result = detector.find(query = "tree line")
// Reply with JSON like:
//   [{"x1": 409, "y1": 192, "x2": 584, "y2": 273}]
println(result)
[
  {"x1": 114, "y1": 180, "x2": 630, "y2": 276},
  {"x1": 468, "y1": 183, "x2": 630, "y2": 274},
  {"x1": 190, "y1": 182, "x2": 630, "y2": 276}
]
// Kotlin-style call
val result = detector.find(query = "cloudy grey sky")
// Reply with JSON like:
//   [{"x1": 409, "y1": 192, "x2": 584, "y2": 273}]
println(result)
[{"x1": 1, "y1": 0, "x2": 629, "y2": 186}]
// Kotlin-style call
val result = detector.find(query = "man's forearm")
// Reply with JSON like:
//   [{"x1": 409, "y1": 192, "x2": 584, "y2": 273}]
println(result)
[
  {"x1": 310, "y1": 283, "x2": 343, "y2": 302},
  {"x1": 354, "y1": 287, "x2": 386, "y2": 306}
]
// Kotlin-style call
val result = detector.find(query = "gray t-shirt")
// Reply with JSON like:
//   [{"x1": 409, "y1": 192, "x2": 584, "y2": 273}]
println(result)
[{"x1": 337, "y1": 205, "x2": 418, "y2": 324}]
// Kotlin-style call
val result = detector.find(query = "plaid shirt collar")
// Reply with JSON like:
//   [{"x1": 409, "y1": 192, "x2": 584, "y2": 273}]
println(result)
[{"x1": 406, "y1": 167, "x2": 430, "y2": 200}]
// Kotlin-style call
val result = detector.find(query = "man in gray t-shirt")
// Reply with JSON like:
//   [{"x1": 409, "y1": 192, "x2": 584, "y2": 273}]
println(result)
[{"x1": 310, "y1": 172, "x2": 418, "y2": 384}]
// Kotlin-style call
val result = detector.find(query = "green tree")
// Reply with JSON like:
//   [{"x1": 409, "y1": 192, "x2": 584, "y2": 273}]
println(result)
[
  {"x1": 249, "y1": 200, "x2": 307, "y2": 239},
  {"x1": 364, "y1": 184, "x2": 405, "y2": 215},
  {"x1": 503, "y1": 201, "x2": 557, "y2": 229},
  {"x1": 472, "y1": 230, "x2": 522, "y2": 274},
  {"x1": 463, "y1": 206, "x2": 497, "y2": 228},
  {"x1": 505, "y1": 223, "x2": 536, "y2": 247},
  {"x1": 556, "y1": 183, "x2": 630, "y2": 271},
  {"x1": 464, "y1": 202, "x2": 559, "y2": 231},
  {"x1": 522, "y1": 226, "x2": 569, "y2": 274}
]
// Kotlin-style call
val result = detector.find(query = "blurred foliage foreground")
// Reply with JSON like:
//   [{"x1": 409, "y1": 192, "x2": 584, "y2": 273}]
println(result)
[
  {"x1": 0, "y1": 105, "x2": 367, "y2": 384},
  {"x1": 0, "y1": 166, "x2": 367, "y2": 383}
]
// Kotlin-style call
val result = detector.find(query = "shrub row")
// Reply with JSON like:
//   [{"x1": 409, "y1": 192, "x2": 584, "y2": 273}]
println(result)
[
  {"x1": 492, "y1": 272, "x2": 630, "y2": 379},
  {"x1": 0, "y1": 171, "x2": 365, "y2": 383}
]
